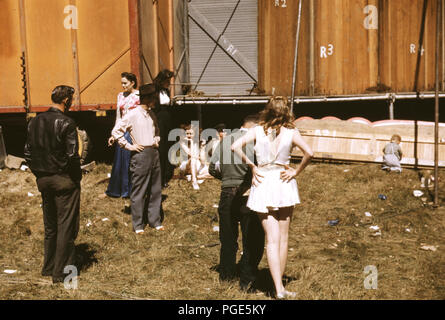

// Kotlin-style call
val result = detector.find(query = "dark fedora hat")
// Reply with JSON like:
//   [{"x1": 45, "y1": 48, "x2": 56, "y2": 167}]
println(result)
[{"x1": 138, "y1": 83, "x2": 157, "y2": 98}]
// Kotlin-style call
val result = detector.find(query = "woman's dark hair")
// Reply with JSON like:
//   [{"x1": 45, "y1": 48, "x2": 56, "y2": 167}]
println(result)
[
  {"x1": 121, "y1": 72, "x2": 138, "y2": 89},
  {"x1": 51, "y1": 85, "x2": 75, "y2": 104},
  {"x1": 153, "y1": 69, "x2": 174, "y2": 90}
]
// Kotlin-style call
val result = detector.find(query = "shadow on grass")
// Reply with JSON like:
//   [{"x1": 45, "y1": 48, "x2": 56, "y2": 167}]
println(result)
[
  {"x1": 210, "y1": 264, "x2": 298, "y2": 298},
  {"x1": 254, "y1": 269, "x2": 298, "y2": 298},
  {"x1": 75, "y1": 243, "x2": 98, "y2": 275}
]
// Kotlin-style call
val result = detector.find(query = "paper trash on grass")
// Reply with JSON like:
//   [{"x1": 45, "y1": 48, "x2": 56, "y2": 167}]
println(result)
[
  {"x1": 369, "y1": 225, "x2": 380, "y2": 231},
  {"x1": 4, "y1": 269, "x2": 17, "y2": 274},
  {"x1": 212, "y1": 226, "x2": 219, "y2": 232},
  {"x1": 420, "y1": 245, "x2": 438, "y2": 252},
  {"x1": 102, "y1": 218, "x2": 110, "y2": 222},
  {"x1": 27, "y1": 192, "x2": 34, "y2": 197},
  {"x1": 343, "y1": 169, "x2": 350, "y2": 172},
  {"x1": 371, "y1": 231, "x2": 382, "y2": 237},
  {"x1": 413, "y1": 190, "x2": 424, "y2": 197},
  {"x1": 86, "y1": 221, "x2": 93, "y2": 227},
  {"x1": 405, "y1": 228, "x2": 411, "y2": 233},
  {"x1": 212, "y1": 204, "x2": 219, "y2": 208},
  {"x1": 365, "y1": 212, "x2": 372, "y2": 217},
  {"x1": 20, "y1": 165, "x2": 28, "y2": 171},
  {"x1": 107, "y1": 173, "x2": 111, "y2": 178}
]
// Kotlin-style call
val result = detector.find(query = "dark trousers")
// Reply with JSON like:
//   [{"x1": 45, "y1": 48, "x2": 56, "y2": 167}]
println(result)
[
  {"x1": 156, "y1": 108, "x2": 174, "y2": 186},
  {"x1": 129, "y1": 147, "x2": 162, "y2": 230},
  {"x1": 159, "y1": 139, "x2": 174, "y2": 186},
  {"x1": 36, "y1": 174, "x2": 80, "y2": 280},
  {"x1": 218, "y1": 186, "x2": 265, "y2": 286}
]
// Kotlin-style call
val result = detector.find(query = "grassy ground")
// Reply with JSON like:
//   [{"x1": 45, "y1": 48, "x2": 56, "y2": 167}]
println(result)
[{"x1": 0, "y1": 162, "x2": 444, "y2": 300}]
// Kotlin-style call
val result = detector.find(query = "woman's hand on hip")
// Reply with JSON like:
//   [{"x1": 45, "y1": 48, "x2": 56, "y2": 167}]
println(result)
[
  {"x1": 280, "y1": 165, "x2": 297, "y2": 183},
  {"x1": 251, "y1": 166, "x2": 264, "y2": 187},
  {"x1": 128, "y1": 143, "x2": 145, "y2": 153}
]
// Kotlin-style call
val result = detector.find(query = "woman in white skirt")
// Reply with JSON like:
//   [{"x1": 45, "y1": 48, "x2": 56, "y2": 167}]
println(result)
[{"x1": 231, "y1": 97, "x2": 313, "y2": 299}]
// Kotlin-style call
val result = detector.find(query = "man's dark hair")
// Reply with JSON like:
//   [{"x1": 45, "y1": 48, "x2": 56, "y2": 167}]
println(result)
[
  {"x1": 140, "y1": 94, "x2": 158, "y2": 106},
  {"x1": 121, "y1": 72, "x2": 138, "y2": 89},
  {"x1": 51, "y1": 85, "x2": 75, "y2": 104},
  {"x1": 243, "y1": 114, "x2": 260, "y2": 124},
  {"x1": 214, "y1": 123, "x2": 226, "y2": 133}
]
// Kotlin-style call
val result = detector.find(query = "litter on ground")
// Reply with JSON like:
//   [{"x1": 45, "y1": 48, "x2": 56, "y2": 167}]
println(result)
[
  {"x1": 27, "y1": 192, "x2": 34, "y2": 197},
  {"x1": 4, "y1": 269, "x2": 17, "y2": 274},
  {"x1": 212, "y1": 226, "x2": 219, "y2": 232},
  {"x1": 420, "y1": 245, "x2": 438, "y2": 252},
  {"x1": 369, "y1": 225, "x2": 380, "y2": 231},
  {"x1": 365, "y1": 212, "x2": 372, "y2": 217},
  {"x1": 413, "y1": 190, "x2": 424, "y2": 197}
]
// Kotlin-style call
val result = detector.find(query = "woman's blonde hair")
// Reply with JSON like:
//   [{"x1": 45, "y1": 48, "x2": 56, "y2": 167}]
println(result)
[
  {"x1": 258, "y1": 96, "x2": 296, "y2": 135},
  {"x1": 391, "y1": 134, "x2": 402, "y2": 143}
]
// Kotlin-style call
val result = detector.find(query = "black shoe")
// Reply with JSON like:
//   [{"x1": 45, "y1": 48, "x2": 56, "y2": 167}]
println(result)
[
  {"x1": 219, "y1": 274, "x2": 236, "y2": 283},
  {"x1": 240, "y1": 281, "x2": 257, "y2": 293},
  {"x1": 52, "y1": 277, "x2": 64, "y2": 284}
]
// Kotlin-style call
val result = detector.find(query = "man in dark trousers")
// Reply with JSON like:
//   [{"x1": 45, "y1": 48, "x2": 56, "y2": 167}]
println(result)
[
  {"x1": 111, "y1": 83, "x2": 164, "y2": 234},
  {"x1": 209, "y1": 114, "x2": 265, "y2": 292},
  {"x1": 24, "y1": 85, "x2": 81, "y2": 284}
]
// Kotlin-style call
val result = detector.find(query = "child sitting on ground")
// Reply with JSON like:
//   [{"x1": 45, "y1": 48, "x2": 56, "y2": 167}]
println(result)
[
  {"x1": 382, "y1": 134, "x2": 403, "y2": 173},
  {"x1": 179, "y1": 124, "x2": 211, "y2": 190}
]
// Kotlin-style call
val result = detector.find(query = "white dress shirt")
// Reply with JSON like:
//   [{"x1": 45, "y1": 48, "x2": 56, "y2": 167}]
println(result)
[{"x1": 112, "y1": 106, "x2": 160, "y2": 150}]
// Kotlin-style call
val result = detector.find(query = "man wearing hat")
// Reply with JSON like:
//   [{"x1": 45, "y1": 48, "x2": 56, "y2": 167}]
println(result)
[{"x1": 111, "y1": 83, "x2": 164, "y2": 233}]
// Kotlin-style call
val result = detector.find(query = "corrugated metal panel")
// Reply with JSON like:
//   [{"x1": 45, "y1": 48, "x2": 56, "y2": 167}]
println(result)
[{"x1": 188, "y1": 0, "x2": 258, "y2": 96}]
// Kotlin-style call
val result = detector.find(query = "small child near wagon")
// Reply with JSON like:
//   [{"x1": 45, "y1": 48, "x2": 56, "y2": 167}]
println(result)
[
  {"x1": 382, "y1": 134, "x2": 403, "y2": 173},
  {"x1": 179, "y1": 124, "x2": 211, "y2": 190}
]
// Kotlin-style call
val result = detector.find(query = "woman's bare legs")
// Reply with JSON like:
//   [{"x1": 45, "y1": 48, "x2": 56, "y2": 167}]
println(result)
[
  {"x1": 278, "y1": 207, "x2": 293, "y2": 277},
  {"x1": 259, "y1": 206, "x2": 294, "y2": 298},
  {"x1": 259, "y1": 212, "x2": 285, "y2": 295},
  {"x1": 190, "y1": 158, "x2": 199, "y2": 189}
]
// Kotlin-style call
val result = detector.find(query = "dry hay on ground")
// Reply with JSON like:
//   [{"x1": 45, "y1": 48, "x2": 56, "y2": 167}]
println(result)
[{"x1": 0, "y1": 163, "x2": 444, "y2": 299}]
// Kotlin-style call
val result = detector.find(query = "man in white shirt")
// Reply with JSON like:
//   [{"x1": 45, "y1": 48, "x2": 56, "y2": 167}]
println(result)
[{"x1": 112, "y1": 84, "x2": 164, "y2": 234}]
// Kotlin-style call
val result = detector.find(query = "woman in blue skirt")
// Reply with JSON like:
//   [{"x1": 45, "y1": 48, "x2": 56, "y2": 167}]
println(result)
[{"x1": 106, "y1": 72, "x2": 140, "y2": 198}]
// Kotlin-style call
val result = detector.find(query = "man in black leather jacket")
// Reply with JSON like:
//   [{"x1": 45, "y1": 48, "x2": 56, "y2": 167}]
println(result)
[{"x1": 24, "y1": 85, "x2": 81, "y2": 284}]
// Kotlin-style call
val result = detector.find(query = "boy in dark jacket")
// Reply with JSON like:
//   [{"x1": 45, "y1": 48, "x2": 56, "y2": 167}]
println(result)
[{"x1": 209, "y1": 115, "x2": 264, "y2": 292}]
